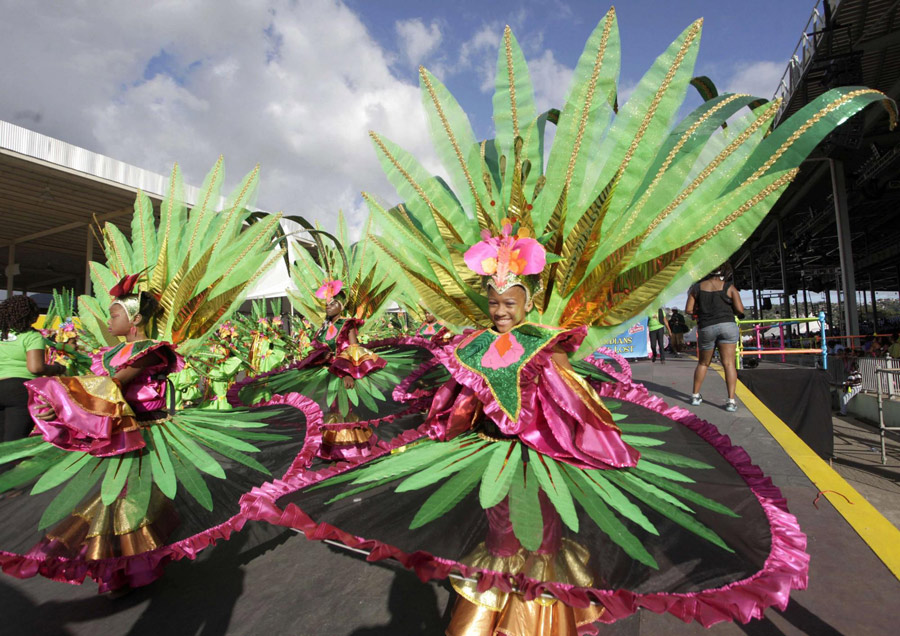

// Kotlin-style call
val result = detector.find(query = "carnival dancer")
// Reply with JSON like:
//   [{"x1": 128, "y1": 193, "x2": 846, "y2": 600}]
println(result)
[
  {"x1": 415, "y1": 310, "x2": 444, "y2": 338},
  {"x1": 241, "y1": 11, "x2": 894, "y2": 631},
  {"x1": 231, "y1": 213, "x2": 439, "y2": 461},
  {"x1": 0, "y1": 160, "x2": 315, "y2": 593}
]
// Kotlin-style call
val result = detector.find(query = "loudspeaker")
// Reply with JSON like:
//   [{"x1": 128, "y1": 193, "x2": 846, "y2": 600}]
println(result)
[{"x1": 762, "y1": 298, "x2": 772, "y2": 310}]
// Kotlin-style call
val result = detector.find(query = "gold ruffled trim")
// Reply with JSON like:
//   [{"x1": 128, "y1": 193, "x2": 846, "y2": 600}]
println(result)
[
  {"x1": 447, "y1": 595, "x2": 605, "y2": 636},
  {"x1": 44, "y1": 487, "x2": 178, "y2": 560},
  {"x1": 451, "y1": 539, "x2": 596, "y2": 611},
  {"x1": 337, "y1": 344, "x2": 382, "y2": 366},
  {"x1": 322, "y1": 426, "x2": 373, "y2": 445},
  {"x1": 57, "y1": 375, "x2": 136, "y2": 418}
]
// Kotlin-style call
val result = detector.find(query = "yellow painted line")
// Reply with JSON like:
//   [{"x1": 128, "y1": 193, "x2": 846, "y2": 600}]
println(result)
[{"x1": 714, "y1": 365, "x2": 900, "y2": 580}]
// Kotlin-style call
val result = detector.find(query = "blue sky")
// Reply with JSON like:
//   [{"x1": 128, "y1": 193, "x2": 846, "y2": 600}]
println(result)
[{"x1": 347, "y1": 0, "x2": 815, "y2": 138}]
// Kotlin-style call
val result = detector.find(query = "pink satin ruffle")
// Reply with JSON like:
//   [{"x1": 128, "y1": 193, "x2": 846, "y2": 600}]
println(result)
[{"x1": 25, "y1": 376, "x2": 146, "y2": 457}]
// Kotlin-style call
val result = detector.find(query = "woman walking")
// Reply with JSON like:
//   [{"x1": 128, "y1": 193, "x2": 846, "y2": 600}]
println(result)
[{"x1": 685, "y1": 263, "x2": 745, "y2": 412}]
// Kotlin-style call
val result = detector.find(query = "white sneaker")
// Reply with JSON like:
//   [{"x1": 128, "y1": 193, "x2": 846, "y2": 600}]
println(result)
[
  {"x1": 725, "y1": 400, "x2": 737, "y2": 412},
  {"x1": 690, "y1": 394, "x2": 703, "y2": 406}
]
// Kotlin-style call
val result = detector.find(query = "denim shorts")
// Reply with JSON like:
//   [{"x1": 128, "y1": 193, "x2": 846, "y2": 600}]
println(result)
[{"x1": 697, "y1": 322, "x2": 739, "y2": 351}]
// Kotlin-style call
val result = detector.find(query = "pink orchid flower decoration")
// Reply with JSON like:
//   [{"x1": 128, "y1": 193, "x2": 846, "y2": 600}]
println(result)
[
  {"x1": 315, "y1": 279, "x2": 344, "y2": 301},
  {"x1": 463, "y1": 223, "x2": 546, "y2": 281}
]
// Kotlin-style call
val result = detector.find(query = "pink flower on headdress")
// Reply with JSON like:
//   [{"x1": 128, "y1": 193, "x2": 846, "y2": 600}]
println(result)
[
  {"x1": 463, "y1": 223, "x2": 546, "y2": 282},
  {"x1": 315, "y1": 279, "x2": 344, "y2": 302}
]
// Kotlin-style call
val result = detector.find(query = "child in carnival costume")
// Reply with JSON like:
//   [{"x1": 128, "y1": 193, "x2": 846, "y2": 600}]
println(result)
[
  {"x1": 242, "y1": 11, "x2": 896, "y2": 632},
  {"x1": 0, "y1": 160, "x2": 315, "y2": 593},
  {"x1": 414, "y1": 308, "x2": 445, "y2": 338},
  {"x1": 38, "y1": 289, "x2": 93, "y2": 376},
  {"x1": 232, "y1": 213, "x2": 440, "y2": 462}
]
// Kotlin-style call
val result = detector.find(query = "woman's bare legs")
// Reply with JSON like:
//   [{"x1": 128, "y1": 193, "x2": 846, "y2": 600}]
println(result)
[
  {"x1": 718, "y1": 342, "x2": 738, "y2": 399},
  {"x1": 692, "y1": 348, "x2": 716, "y2": 395}
]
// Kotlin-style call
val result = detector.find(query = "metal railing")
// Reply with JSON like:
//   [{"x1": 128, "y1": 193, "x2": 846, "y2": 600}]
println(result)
[
  {"x1": 875, "y1": 367, "x2": 900, "y2": 463},
  {"x1": 772, "y1": 0, "x2": 837, "y2": 122},
  {"x1": 736, "y1": 313, "x2": 828, "y2": 369},
  {"x1": 860, "y1": 357, "x2": 900, "y2": 397}
]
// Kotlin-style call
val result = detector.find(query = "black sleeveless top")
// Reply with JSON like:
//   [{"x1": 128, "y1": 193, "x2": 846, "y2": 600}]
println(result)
[{"x1": 690, "y1": 281, "x2": 736, "y2": 329}]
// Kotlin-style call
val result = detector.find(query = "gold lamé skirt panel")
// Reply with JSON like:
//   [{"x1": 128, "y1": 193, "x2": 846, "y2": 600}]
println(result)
[{"x1": 44, "y1": 486, "x2": 179, "y2": 560}]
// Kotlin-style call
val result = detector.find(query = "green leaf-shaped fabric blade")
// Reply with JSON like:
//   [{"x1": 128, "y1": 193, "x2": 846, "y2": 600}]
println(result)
[
  {"x1": 31, "y1": 452, "x2": 94, "y2": 495},
  {"x1": 618, "y1": 471, "x2": 693, "y2": 511},
  {"x1": 337, "y1": 382, "x2": 349, "y2": 418},
  {"x1": 632, "y1": 468, "x2": 738, "y2": 517},
  {"x1": 196, "y1": 435, "x2": 271, "y2": 476},
  {"x1": 0, "y1": 436, "x2": 51, "y2": 464},
  {"x1": 579, "y1": 469, "x2": 657, "y2": 534},
  {"x1": 172, "y1": 454, "x2": 214, "y2": 511},
  {"x1": 619, "y1": 435, "x2": 666, "y2": 448},
  {"x1": 348, "y1": 440, "x2": 453, "y2": 486},
  {"x1": 634, "y1": 459, "x2": 694, "y2": 483},
  {"x1": 326, "y1": 374, "x2": 339, "y2": 410},
  {"x1": 0, "y1": 454, "x2": 62, "y2": 492},
  {"x1": 479, "y1": 441, "x2": 521, "y2": 509},
  {"x1": 162, "y1": 424, "x2": 226, "y2": 479},
  {"x1": 528, "y1": 450, "x2": 579, "y2": 532},
  {"x1": 123, "y1": 454, "x2": 153, "y2": 528},
  {"x1": 355, "y1": 381, "x2": 379, "y2": 411},
  {"x1": 563, "y1": 468, "x2": 658, "y2": 568},
  {"x1": 604, "y1": 470, "x2": 731, "y2": 551},
  {"x1": 148, "y1": 426, "x2": 178, "y2": 499},
  {"x1": 617, "y1": 423, "x2": 671, "y2": 434},
  {"x1": 38, "y1": 457, "x2": 102, "y2": 530},
  {"x1": 178, "y1": 422, "x2": 262, "y2": 453},
  {"x1": 395, "y1": 443, "x2": 491, "y2": 492},
  {"x1": 610, "y1": 412, "x2": 628, "y2": 422},
  {"x1": 637, "y1": 448, "x2": 714, "y2": 470},
  {"x1": 410, "y1": 463, "x2": 483, "y2": 530},
  {"x1": 101, "y1": 453, "x2": 133, "y2": 505},
  {"x1": 509, "y1": 461, "x2": 544, "y2": 551},
  {"x1": 326, "y1": 473, "x2": 402, "y2": 504},
  {"x1": 347, "y1": 384, "x2": 360, "y2": 407}
]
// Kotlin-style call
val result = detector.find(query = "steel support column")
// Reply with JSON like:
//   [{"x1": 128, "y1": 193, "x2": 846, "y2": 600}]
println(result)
[{"x1": 831, "y1": 159, "x2": 858, "y2": 345}]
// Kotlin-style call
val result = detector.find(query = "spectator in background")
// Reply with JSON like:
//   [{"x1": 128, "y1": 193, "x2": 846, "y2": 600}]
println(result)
[
  {"x1": 647, "y1": 307, "x2": 672, "y2": 364},
  {"x1": 685, "y1": 262, "x2": 745, "y2": 412},
  {"x1": 1, "y1": 296, "x2": 65, "y2": 442},
  {"x1": 888, "y1": 332, "x2": 900, "y2": 359},
  {"x1": 668, "y1": 308, "x2": 688, "y2": 354},
  {"x1": 840, "y1": 361, "x2": 862, "y2": 416}
]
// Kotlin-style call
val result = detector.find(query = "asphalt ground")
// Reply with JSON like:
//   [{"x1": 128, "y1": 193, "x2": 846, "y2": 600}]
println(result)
[{"x1": 2, "y1": 357, "x2": 899, "y2": 635}]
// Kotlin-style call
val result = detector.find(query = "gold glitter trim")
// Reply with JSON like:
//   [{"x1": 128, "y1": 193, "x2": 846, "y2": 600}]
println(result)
[
  {"x1": 188, "y1": 155, "x2": 223, "y2": 255},
  {"x1": 563, "y1": 9, "x2": 614, "y2": 194},
  {"x1": 419, "y1": 67, "x2": 488, "y2": 224},
  {"x1": 621, "y1": 92, "x2": 749, "y2": 232},
  {"x1": 741, "y1": 89, "x2": 886, "y2": 187},
  {"x1": 504, "y1": 25, "x2": 519, "y2": 139}
]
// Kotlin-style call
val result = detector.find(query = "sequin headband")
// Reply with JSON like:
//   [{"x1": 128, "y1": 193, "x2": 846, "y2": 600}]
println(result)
[
  {"x1": 463, "y1": 222, "x2": 546, "y2": 303},
  {"x1": 109, "y1": 272, "x2": 155, "y2": 322}
]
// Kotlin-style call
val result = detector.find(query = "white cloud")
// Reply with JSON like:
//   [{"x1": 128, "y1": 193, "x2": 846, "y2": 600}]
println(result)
[
  {"x1": 724, "y1": 60, "x2": 785, "y2": 101},
  {"x1": 458, "y1": 24, "x2": 503, "y2": 93},
  {"x1": 395, "y1": 18, "x2": 442, "y2": 66},
  {"x1": 528, "y1": 50, "x2": 573, "y2": 113},
  {"x1": 0, "y1": 0, "x2": 440, "y2": 234}
]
